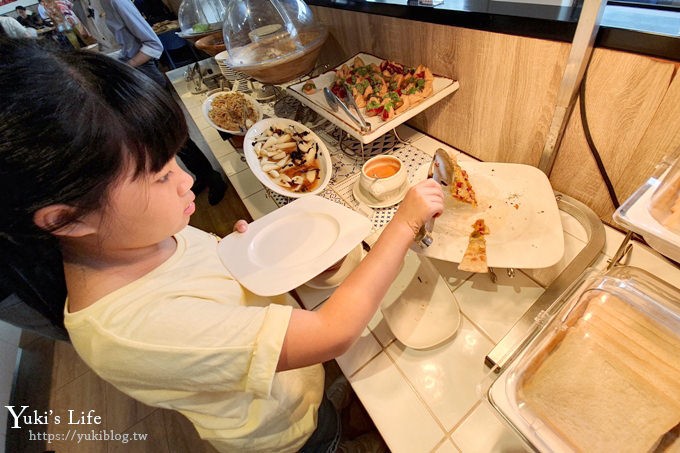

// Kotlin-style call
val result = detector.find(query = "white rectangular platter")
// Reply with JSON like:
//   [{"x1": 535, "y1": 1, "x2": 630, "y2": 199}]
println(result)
[{"x1": 287, "y1": 52, "x2": 460, "y2": 144}]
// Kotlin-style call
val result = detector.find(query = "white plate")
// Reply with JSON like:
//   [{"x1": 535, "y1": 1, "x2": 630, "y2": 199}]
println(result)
[
  {"x1": 218, "y1": 196, "x2": 372, "y2": 296},
  {"x1": 305, "y1": 245, "x2": 364, "y2": 289},
  {"x1": 381, "y1": 250, "x2": 461, "y2": 350},
  {"x1": 352, "y1": 179, "x2": 409, "y2": 208},
  {"x1": 243, "y1": 118, "x2": 333, "y2": 198},
  {"x1": 202, "y1": 92, "x2": 263, "y2": 135},
  {"x1": 411, "y1": 160, "x2": 564, "y2": 269},
  {"x1": 286, "y1": 52, "x2": 460, "y2": 144}
]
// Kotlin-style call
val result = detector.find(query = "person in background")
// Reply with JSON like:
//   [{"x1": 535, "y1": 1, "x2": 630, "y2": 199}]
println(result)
[
  {"x1": 15, "y1": 5, "x2": 45, "y2": 29},
  {"x1": 0, "y1": 15, "x2": 37, "y2": 38},
  {"x1": 0, "y1": 38, "x2": 443, "y2": 452},
  {"x1": 99, "y1": 0, "x2": 227, "y2": 204},
  {"x1": 41, "y1": 0, "x2": 91, "y2": 46},
  {"x1": 37, "y1": 0, "x2": 53, "y2": 25}
]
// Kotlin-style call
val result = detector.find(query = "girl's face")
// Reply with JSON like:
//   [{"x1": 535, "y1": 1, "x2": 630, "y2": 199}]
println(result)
[{"x1": 86, "y1": 157, "x2": 196, "y2": 249}]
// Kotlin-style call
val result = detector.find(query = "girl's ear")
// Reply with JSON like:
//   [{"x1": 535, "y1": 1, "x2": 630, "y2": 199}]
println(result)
[{"x1": 33, "y1": 205, "x2": 98, "y2": 238}]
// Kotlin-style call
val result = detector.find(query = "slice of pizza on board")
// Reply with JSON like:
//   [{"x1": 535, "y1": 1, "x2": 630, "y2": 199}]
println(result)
[
  {"x1": 449, "y1": 155, "x2": 478, "y2": 207},
  {"x1": 458, "y1": 219, "x2": 489, "y2": 273}
]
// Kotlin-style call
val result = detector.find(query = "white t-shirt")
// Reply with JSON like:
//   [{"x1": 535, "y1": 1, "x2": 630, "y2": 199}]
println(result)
[
  {"x1": 64, "y1": 226, "x2": 324, "y2": 452},
  {"x1": 0, "y1": 16, "x2": 36, "y2": 38}
]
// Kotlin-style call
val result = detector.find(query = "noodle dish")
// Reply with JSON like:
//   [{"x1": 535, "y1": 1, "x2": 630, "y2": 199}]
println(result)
[{"x1": 202, "y1": 91, "x2": 263, "y2": 135}]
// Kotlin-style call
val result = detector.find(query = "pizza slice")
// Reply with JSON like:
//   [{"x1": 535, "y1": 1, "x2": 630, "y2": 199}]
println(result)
[
  {"x1": 458, "y1": 219, "x2": 489, "y2": 273},
  {"x1": 450, "y1": 156, "x2": 478, "y2": 207}
]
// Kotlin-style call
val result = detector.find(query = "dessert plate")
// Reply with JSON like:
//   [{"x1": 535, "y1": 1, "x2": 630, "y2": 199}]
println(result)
[
  {"x1": 218, "y1": 196, "x2": 371, "y2": 296},
  {"x1": 381, "y1": 250, "x2": 461, "y2": 350},
  {"x1": 305, "y1": 245, "x2": 364, "y2": 289}
]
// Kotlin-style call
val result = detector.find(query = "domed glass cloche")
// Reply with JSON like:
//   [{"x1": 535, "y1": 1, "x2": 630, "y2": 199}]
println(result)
[
  {"x1": 178, "y1": 0, "x2": 228, "y2": 37},
  {"x1": 221, "y1": 0, "x2": 327, "y2": 84}
]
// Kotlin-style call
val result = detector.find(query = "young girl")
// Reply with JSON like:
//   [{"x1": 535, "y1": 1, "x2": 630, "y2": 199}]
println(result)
[{"x1": 0, "y1": 39, "x2": 444, "y2": 452}]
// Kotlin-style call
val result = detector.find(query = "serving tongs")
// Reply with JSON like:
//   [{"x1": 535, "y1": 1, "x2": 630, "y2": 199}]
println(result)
[
  {"x1": 415, "y1": 148, "x2": 454, "y2": 248},
  {"x1": 323, "y1": 87, "x2": 371, "y2": 132}
]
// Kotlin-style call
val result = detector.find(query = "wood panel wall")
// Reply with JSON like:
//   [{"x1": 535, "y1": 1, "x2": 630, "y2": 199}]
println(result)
[{"x1": 311, "y1": 6, "x2": 680, "y2": 225}]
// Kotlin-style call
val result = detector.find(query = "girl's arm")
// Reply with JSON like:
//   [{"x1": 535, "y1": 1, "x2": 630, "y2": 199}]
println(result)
[{"x1": 277, "y1": 179, "x2": 444, "y2": 371}]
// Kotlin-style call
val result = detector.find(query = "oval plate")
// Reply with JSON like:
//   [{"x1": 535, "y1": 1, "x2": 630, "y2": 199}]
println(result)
[{"x1": 243, "y1": 118, "x2": 333, "y2": 198}]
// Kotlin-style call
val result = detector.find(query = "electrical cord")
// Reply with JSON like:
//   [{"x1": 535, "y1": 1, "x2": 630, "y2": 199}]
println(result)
[{"x1": 578, "y1": 65, "x2": 621, "y2": 210}]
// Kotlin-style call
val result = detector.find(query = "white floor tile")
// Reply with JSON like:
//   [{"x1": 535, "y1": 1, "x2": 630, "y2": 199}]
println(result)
[
  {"x1": 367, "y1": 309, "x2": 395, "y2": 347},
  {"x1": 0, "y1": 321, "x2": 20, "y2": 345},
  {"x1": 452, "y1": 402, "x2": 530, "y2": 453},
  {"x1": 429, "y1": 257, "x2": 474, "y2": 291},
  {"x1": 385, "y1": 317, "x2": 494, "y2": 430},
  {"x1": 293, "y1": 284, "x2": 333, "y2": 311},
  {"x1": 230, "y1": 168, "x2": 265, "y2": 199},
  {"x1": 349, "y1": 352, "x2": 446, "y2": 453},
  {"x1": 217, "y1": 149, "x2": 249, "y2": 176},
  {"x1": 241, "y1": 190, "x2": 279, "y2": 220},
  {"x1": 203, "y1": 126, "x2": 225, "y2": 145},
  {"x1": 453, "y1": 272, "x2": 544, "y2": 343},
  {"x1": 336, "y1": 329, "x2": 382, "y2": 377}
]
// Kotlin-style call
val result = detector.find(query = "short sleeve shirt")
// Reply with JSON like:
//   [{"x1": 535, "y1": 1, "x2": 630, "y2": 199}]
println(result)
[{"x1": 64, "y1": 226, "x2": 324, "y2": 452}]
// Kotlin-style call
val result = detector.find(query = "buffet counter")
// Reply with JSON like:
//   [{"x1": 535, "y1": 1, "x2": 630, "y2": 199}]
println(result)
[{"x1": 166, "y1": 60, "x2": 680, "y2": 453}]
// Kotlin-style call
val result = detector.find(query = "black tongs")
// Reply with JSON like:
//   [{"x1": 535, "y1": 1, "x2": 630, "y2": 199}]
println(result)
[{"x1": 415, "y1": 148, "x2": 453, "y2": 248}]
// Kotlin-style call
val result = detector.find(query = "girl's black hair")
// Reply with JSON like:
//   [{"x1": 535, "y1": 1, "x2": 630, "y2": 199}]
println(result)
[{"x1": 0, "y1": 37, "x2": 188, "y2": 338}]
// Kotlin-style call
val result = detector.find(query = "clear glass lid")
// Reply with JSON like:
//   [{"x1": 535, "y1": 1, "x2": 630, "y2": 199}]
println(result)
[
  {"x1": 221, "y1": 0, "x2": 327, "y2": 83},
  {"x1": 649, "y1": 154, "x2": 680, "y2": 235},
  {"x1": 178, "y1": 0, "x2": 228, "y2": 36}
]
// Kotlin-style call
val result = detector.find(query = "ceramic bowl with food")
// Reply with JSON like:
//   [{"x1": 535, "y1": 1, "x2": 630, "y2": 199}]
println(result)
[
  {"x1": 194, "y1": 31, "x2": 226, "y2": 56},
  {"x1": 243, "y1": 118, "x2": 332, "y2": 198},
  {"x1": 202, "y1": 91, "x2": 263, "y2": 135}
]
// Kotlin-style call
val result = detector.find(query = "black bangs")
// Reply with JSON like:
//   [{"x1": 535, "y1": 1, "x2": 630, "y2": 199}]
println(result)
[
  {"x1": 80, "y1": 53, "x2": 189, "y2": 177},
  {"x1": 0, "y1": 38, "x2": 189, "y2": 240}
]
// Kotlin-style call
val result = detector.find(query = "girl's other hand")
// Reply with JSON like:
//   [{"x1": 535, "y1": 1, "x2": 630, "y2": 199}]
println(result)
[
  {"x1": 391, "y1": 179, "x2": 444, "y2": 237},
  {"x1": 233, "y1": 220, "x2": 248, "y2": 233}
]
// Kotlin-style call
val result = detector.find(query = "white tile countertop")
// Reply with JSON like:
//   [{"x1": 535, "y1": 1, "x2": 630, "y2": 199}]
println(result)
[{"x1": 166, "y1": 62, "x2": 680, "y2": 453}]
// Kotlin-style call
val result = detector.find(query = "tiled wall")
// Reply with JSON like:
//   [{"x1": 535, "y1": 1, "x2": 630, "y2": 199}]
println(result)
[{"x1": 0, "y1": 321, "x2": 21, "y2": 453}]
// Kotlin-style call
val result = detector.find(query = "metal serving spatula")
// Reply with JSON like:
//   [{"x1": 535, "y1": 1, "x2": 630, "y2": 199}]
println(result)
[{"x1": 415, "y1": 148, "x2": 453, "y2": 248}]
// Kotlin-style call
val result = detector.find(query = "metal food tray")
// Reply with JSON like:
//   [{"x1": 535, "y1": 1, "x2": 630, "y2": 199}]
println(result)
[
  {"x1": 286, "y1": 52, "x2": 460, "y2": 144},
  {"x1": 485, "y1": 192, "x2": 606, "y2": 370}
]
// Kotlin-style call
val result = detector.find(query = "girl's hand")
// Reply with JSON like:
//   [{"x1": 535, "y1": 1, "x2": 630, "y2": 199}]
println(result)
[
  {"x1": 391, "y1": 179, "x2": 444, "y2": 237},
  {"x1": 233, "y1": 220, "x2": 248, "y2": 233}
]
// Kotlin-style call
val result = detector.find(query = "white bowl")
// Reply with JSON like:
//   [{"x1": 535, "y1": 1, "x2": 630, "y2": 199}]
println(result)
[
  {"x1": 202, "y1": 91, "x2": 263, "y2": 135},
  {"x1": 243, "y1": 118, "x2": 333, "y2": 198}
]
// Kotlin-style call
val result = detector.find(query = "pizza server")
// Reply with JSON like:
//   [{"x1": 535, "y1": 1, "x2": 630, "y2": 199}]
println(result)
[{"x1": 415, "y1": 148, "x2": 453, "y2": 247}]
